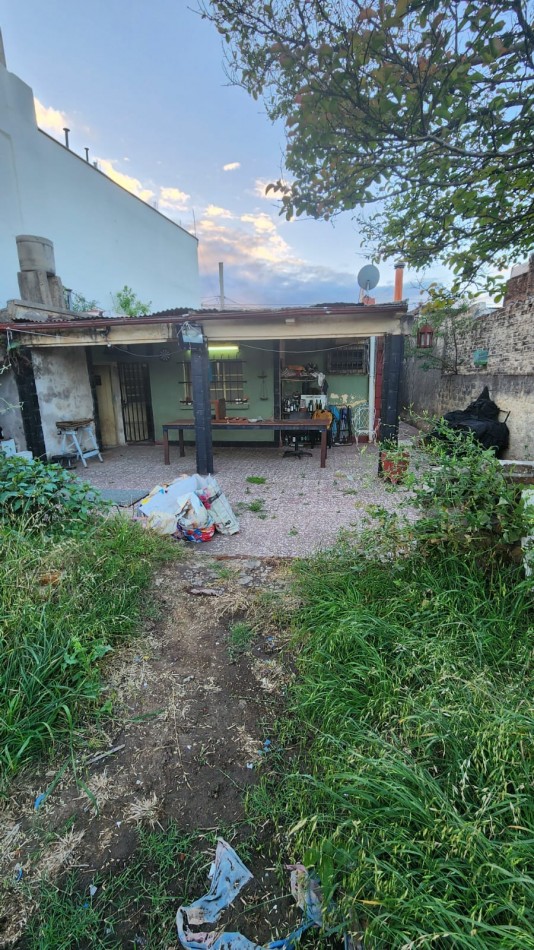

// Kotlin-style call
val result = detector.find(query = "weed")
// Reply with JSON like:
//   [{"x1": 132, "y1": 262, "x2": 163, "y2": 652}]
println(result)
[
  {"x1": 247, "y1": 499, "x2": 266, "y2": 513},
  {"x1": 210, "y1": 563, "x2": 239, "y2": 581},
  {"x1": 246, "y1": 476, "x2": 267, "y2": 485},
  {"x1": 0, "y1": 454, "x2": 102, "y2": 534},
  {"x1": 247, "y1": 432, "x2": 534, "y2": 946},
  {"x1": 23, "y1": 825, "x2": 211, "y2": 949},
  {"x1": 227, "y1": 622, "x2": 255, "y2": 661},
  {"x1": 0, "y1": 517, "x2": 179, "y2": 790},
  {"x1": 288, "y1": 527, "x2": 298, "y2": 536},
  {"x1": 249, "y1": 550, "x2": 534, "y2": 945}
]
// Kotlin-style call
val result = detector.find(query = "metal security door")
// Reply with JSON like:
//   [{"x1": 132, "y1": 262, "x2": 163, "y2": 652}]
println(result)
[{"x1": 118, "y1": 362, "x2": 154, "y2": 442}]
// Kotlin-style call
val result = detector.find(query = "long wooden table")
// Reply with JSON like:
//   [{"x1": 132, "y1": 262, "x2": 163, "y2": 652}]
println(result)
[{"x1": 162, "y1": 418, "x2": 330, "y2": 468}]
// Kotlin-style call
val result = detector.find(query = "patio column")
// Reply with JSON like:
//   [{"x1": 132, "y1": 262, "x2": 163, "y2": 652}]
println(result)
[
  {"x1": 191, "y1": 342, "x2": 214, "y2": 475},
  {"x1": 378, "y1": 333, "x2": 404, "y2": 444}
]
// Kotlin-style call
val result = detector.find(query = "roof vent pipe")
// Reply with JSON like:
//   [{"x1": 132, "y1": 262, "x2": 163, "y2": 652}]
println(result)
[
  {"x1": 84, "y1": 147, "x2": 89, "y2": 162},
  {"x1": 393, "y1": 261, "x2": 405, "y2": 302},
  {"x1": 63, "y1": 127, "x2": 70, "y2": 149}
]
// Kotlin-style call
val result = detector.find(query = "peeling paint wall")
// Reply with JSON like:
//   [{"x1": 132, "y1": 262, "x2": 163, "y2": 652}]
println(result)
[
  {"x1": 0, "y1": 349, "x2": 26, "y2": 448},
  {"x1": 32, "y1": 348, "x2": 94, "y2": 456}
]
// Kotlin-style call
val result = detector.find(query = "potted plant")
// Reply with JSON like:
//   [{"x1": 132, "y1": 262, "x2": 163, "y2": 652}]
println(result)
[{"x1": 379, "y1": 440, "x2": 410, "y2": 484}]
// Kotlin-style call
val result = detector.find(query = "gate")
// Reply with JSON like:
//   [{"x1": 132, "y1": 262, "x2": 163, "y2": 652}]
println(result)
[{"x1": 118, "y1": 362, "x2": 154, "y2": 442}]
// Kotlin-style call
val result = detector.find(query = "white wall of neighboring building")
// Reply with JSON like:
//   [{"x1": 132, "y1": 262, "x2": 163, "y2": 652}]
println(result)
[{"x1": 0, "y1": 55, "x2": 200, "y2": 310}]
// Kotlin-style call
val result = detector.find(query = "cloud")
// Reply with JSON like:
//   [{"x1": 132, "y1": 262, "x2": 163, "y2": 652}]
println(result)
[
  {"x1": 223, "y1": 162, "x2": 241, "y2": 171},
  {"x1": 240, "y1": 212, "x2": 276, "y2": 234},
  {"x1": 159, "y1": 186, "x2": 190, "y2": 212},
  {"x1": 204, "y1": 205, "x2": 235, "y2": 219},
  {"x1": 196, "y1": 209, "x2": 304, "y2": 279},
  {"x1": 34, "y1": 98, "x2": 71, "y2": 138},
  {"x1": 254, "y1": 178, "x2": 291, "y2": 201},
  {"x1": 96, "y1": 158, "x2": 155, "y2": 202}
]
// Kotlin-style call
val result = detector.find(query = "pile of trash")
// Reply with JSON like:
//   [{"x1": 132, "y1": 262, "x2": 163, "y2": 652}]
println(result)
[
  {"x1": 136, "y1": 474, "x2": 239, "y2": 542},
  {"x1": 177, "y1": 838, "x2": 325, "y2": 950}
]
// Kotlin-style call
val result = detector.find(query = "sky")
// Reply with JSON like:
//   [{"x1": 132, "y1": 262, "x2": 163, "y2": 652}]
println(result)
[{"x1": 0, "y1": 0, "x2": 446, "y2": 309}]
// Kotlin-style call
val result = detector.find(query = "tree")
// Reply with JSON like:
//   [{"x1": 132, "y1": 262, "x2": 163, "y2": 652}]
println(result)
[
  {"x1": 200, "y1": 1, "x2": 534, "y2": 293},
  {"x1": 111, "y1": 286, "x2": 151, "y2": 317}
]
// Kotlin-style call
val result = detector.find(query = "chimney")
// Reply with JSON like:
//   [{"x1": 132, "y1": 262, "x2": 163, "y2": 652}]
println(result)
[
  {"x1": 393, "y1": 262, "x2": 405, "y2": 302},
  {"x1": 63, "y1": 127, "x2": 70, "y2": 149}
]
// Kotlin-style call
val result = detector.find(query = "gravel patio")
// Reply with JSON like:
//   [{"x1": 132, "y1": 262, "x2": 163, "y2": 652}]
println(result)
[{"x1": 76, "y1": 426, "x2": 417, "y2": 557}]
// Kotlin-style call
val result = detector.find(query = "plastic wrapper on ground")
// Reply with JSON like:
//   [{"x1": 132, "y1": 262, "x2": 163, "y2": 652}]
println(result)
[{"x1": 176, "y1": 838, "x2": 323, "y2": 950}]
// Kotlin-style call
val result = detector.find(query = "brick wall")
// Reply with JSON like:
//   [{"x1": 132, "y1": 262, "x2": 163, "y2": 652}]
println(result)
[
  {"x1": 401, "y1": 265, "x2": 534, "y2": 459},
  {"x1": 503, "y1": 254, "x2": 534, "y2": 305},
  {"x1": 442, "y1": 295, "x2": 534, "y2": 377}
]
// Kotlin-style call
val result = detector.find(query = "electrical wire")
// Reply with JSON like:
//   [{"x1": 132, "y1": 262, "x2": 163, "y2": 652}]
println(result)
[{"x1": 4, "y1": 324, "x2": 369, "y2": 356}]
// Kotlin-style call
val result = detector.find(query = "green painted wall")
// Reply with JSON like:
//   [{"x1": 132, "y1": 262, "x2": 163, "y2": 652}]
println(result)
[{"x1": 90, "y1": 337, "x2": 369, "y2": 445}]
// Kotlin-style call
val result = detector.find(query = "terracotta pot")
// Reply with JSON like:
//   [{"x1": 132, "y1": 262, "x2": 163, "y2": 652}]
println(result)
[{"x1": 380, "y1": 450, "x2": 410, "y2": 484}]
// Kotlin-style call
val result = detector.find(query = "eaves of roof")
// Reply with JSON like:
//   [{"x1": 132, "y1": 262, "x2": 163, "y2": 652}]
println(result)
[{"x1": 0, "y1": 302, "x2": 408, "y2": 333}]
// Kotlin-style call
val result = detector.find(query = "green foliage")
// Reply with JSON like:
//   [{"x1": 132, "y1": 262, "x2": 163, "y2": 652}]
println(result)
[
  {"x1": 249, "y1": 549, "x2": 534, "y2": 947},
  {"x1": 409, "y1": 421, "x2": 526, "y2": 554},
  {"x1": 0, "y1": 517, "x2": 178, "y2": 788},
  {"x1": 227, "y1": 621, "x2": 255, "y2": 661},
  {"x1": 246, "y1": 430, "x2": 533, "y2": 945},
  {"x1": 247, "y1": 498, "x2": 266, "y2": 513},
  {"x1": 0, "y1": 454, "x2": 100, "y2": 534},
  {"x1": 69, "y1": 291, "x2": 100, "y2": 313},
  {"x1": 111, "y1": 285, "x2": 152, "y2": 317},
  {"x1": 246, "y1": 475, "x2": 267, "y2": 484},
  {"x1": 201, "y1": 1, "x2": 534, "y2": 292},
  {"x1": 23, "y1": 825, "x2": 210, "y2": 948}
]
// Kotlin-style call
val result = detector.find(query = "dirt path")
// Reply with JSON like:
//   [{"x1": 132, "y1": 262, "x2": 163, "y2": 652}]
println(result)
[{"x1": 0, "y1": 553, "x2": 295, "y2": 947}]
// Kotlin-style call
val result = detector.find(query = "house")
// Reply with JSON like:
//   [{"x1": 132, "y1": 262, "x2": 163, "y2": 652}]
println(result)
[
  {"x1": 0, "y1": 246, "x2": 408, "y2": 469},
  {"x1": 401, "y1": 258, "x2": 534, "y2": 459},
  {"x1": 0, "y1": 31, "x2": 199, "y2": 312}
]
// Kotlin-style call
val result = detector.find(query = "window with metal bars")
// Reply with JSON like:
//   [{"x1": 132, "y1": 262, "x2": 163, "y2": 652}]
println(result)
[
  {"x1": 182, "y1": 359, "x2": 245, "y2": 402},
  {"x1": 327, "y1": 343, "x2": 369, "y2": 374}
]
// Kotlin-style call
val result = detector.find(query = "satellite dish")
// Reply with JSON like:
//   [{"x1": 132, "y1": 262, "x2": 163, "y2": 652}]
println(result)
[{"x1": 357, "y1": 264, "x2": 380, "y2": 291}]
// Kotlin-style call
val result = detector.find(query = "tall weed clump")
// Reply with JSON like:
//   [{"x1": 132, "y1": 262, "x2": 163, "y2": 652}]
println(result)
[
  {"x1": 0, "y1": 454, "x2": 98, "y2": 533},
  {"x1": 0, "y1": 456, "x2": 178, "y2": 789},
  {"x1": 251, "y1": 427, "x2": 534, "y2": 947}
]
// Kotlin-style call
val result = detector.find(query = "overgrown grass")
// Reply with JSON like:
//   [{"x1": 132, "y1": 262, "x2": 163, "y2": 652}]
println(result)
[
  {"x1": 250, "y1": 548, "x2": 534, "y2": 947},
  {"x1": 22, "y1": 824, "x2": 210, "y2": 949},
  {"x1": 0, "y1": 517, "x2": 179, "y2": 790}
]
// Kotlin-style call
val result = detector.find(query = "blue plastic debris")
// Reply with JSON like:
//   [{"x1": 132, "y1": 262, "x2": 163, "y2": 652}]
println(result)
[
  {"x1": 34, "y1": 793, "x2": 46, "y2": 811},
  {"x1": 176, "y1": 839, "x2": 323, "y2": 950},
  {"x1": 14, "y1": 866, "x2": 23, "y2": 882}
]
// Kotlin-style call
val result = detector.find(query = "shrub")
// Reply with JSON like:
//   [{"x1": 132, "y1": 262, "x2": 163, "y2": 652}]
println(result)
[{"x1": 0, "y1": 454, "x2": 100, "y2": 534}]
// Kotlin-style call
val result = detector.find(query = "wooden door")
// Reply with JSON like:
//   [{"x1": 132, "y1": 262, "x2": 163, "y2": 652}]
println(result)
[{"x1": 93, "y1": 365, "x2": 118, "y2": 447}]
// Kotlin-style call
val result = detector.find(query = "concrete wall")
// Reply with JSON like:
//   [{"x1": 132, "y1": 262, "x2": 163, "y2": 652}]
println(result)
[
  {"x1": 32, "y1": 348, "x2": 94, "y2": 456},
  {"x1": 0, "y1": 60, "x2": 199, "y2": 310},
  {"x1": 435, "y1": 374, "x2": 533, "y2": 459},
  {"x1": 0, "y1": 349, "x2": 25, "y2": 448}
]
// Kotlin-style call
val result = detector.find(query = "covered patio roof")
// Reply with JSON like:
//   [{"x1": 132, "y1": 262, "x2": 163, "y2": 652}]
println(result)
[{"x1": 0, "y1": 300, "x2": 408, "y2": 346}]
